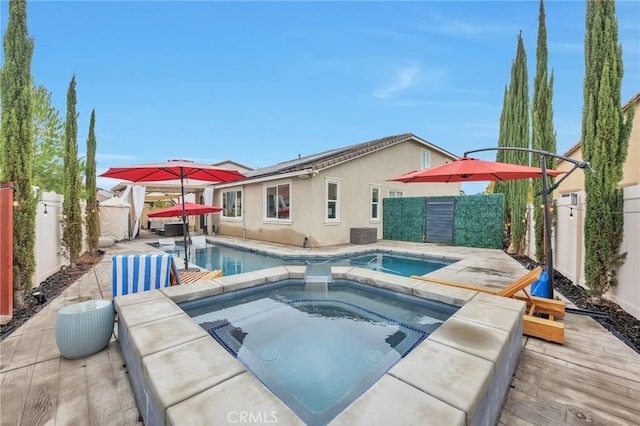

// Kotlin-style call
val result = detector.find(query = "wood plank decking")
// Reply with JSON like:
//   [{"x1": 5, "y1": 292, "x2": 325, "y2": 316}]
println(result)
[
  {"x1": 1, "y1": 240, "x2": 639, "y2": 425},
  {"x1": 501, "y1": 313, "x2": 640, "y2": 425}
]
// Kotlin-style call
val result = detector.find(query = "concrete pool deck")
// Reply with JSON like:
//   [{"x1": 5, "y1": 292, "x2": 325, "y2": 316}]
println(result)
[{"x1": 1, "y1": 232, "x2": 639, "y2": 425}]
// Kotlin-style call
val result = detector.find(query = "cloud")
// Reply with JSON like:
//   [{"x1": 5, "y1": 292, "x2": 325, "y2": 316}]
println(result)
[
  {"x1": 373, "y1": 66, "x2": 422, "y2": 99},
  {"x1": 373, "y1": 65, "x2": 447, "y2": 100}
]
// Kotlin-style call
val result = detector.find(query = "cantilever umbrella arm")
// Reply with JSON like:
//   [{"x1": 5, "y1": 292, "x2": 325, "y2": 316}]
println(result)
[
  {"x1": 463, "y1": 147, "x2": 592, "y2": 299},
  {"x1": 463, "y1": 147, "x2": 592, "y2": 173}
]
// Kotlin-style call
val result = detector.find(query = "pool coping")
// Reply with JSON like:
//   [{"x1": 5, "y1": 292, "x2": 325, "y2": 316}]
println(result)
[{"x1": 115, "y1": 265, "x2": 526, "y2": 426}]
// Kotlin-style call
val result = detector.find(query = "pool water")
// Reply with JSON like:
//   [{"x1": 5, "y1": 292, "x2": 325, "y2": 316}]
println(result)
[
  {"x1": 160, "y1": 243, "x2": 452, "y2": 277},
  {"x1": 180, "y1": 279, "x2": 457, "y2": 425}
]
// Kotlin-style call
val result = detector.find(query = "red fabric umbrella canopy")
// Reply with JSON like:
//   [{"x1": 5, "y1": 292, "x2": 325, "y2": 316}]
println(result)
[
  {"x1": 148, "y1": 202, "x2": 222, "y2": 218},
  {"x1": 99, "y1": 159, "x2": 245, "y2": 183},
  {"x1": 388, "y1": 157, "x2": 565, "y2": 183},
  {"x1": 100, "y1": 160, "x2": 244, "y2": 270}
]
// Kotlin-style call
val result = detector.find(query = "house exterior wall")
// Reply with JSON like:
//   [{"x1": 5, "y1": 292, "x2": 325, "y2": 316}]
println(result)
[
  {"x1": 621, "y1": 99, "x2": 640, "y2": 187},
  {"x1": 216, "y1": 139, "x2": 460, "y2": 247},
  {"x1": 555, "y1": 96, "x2": 639, "y2": 195}
]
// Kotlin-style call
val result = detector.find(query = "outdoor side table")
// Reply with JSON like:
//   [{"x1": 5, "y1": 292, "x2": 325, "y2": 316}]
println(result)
[{"x1": 55, "y1": 299, "x2": 114, "y2": 359}]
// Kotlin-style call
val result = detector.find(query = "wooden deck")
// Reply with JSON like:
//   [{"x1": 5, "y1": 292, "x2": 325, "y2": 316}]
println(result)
[
  {"x1": 1, "y1": 241, "x2": 639, "y2": 425},
  {"x1": 501, "y1": 313, "x2": 640, "y2": 425}
]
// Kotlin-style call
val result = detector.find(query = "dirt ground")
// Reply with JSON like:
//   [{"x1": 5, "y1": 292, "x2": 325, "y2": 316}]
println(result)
[
  {"x1": 1, "y1": 251, "x2": 638, "y2": 353},
  {"x1": 0, "y1": 251, "x2": 104, "y2": 340}
]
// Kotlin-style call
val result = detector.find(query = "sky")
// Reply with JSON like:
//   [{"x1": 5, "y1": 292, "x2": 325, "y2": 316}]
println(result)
[{"x1": 1, "y1": 1, "x2": 639, "y2": 195}]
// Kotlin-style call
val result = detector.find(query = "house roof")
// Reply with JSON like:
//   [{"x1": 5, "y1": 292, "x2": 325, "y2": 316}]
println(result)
[
  {"x1": 560, "y1": 92, "x2": 640, "y2": 160},
  {"x1": 623, "y1": 92, "x2": 640, "y2": 113},
  {"x1": 243, "y1": 133, "x2": 458, "y2": 180},
  {"x1": 210, "y1": 159, "x2": 253, "y2": 171}
]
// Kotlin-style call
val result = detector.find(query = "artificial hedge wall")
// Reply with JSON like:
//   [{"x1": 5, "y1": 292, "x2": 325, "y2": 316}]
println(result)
[
  {"x1": 382, "y1": 197, "x2": 425, "y2": 243},
  {"x1": 383, "y1": 194, "x2": 504, "y2": 249},
  {"x1": 454, "y1": 193, "x2": 503, "y2": 249}
]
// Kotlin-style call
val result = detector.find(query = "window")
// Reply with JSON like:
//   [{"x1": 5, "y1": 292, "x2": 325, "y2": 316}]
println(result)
[
  {"x1": 421, "y1": 149, "x2": 431, "y2": 169},
  {"x1": 388, "y1": 189, "x2": 404, "y2": 198},
  {"x1": 265, "y1": 183, "x2": 290, "y2": 220},
  {"x1": 222, "y1": 190, "x2": 242, "y2": 218},
  {"x1": 371, "y1": 186, "x2": 380, "y2": 220},
  {"x1": 326, "y1": 179, "x2": 340, "y2": 221}
]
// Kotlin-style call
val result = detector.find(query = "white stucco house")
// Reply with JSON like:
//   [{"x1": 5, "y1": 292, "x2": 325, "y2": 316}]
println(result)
[{"x1": 212, "y1": 133, "x2": 460, "y2": 247}]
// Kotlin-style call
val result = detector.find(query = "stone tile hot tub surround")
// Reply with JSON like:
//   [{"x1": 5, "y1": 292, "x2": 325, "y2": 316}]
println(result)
[{"x1": 115, "y1": 266, "x2": 525, "y2": 426}]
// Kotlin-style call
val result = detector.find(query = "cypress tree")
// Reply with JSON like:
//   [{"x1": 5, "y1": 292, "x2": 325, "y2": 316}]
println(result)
[
  {"x1": 508, "y1": 34, "x2": 530, "y2": 255},
  {"x1": 62, "y1": 75, "x2": 82, "y2": 267},
  {"x1": 532, "y1": 0, "x2": 557, "y2": 263},
  {"x1": 495, "y1": 33, "x2": 530, "y2": 255},
  {"x1": 495, "y1": 86, "x2": 511, "y2": 247},
  {"x1": 582, "y1": 0, "x2": 634, "y2": 297},
  {"x1": 32, "y1": 84, "x2": 64, "y2": 193},
  {"x1": 85, "y1": 110, "x2": 98, "y2": 254},
  {"x1": 0, "y1": 0, "x2": 37, "y2": 301}
]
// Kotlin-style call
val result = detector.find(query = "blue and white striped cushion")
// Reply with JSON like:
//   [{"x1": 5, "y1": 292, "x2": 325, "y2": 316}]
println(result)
[{"x1": 112, "y1": 254, "x2": 176, "y2": 298}]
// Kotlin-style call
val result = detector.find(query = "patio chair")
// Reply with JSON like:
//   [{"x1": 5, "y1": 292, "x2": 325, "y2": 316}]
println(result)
[
  {"x1": 411, "y1": 266, "x2": 565, "y2": 344},
  {"x1": 158, "y1": 237, "x2": 176, "y2": 249},
  {"x1": 190, "y1": 235, "x2": 207, "y2": 248},
  {"x1": 112, "y1": 254, "x2": 181, "y2": 301}
]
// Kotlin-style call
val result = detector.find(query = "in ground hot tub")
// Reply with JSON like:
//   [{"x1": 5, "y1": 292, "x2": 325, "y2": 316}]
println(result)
[
  {"x1": 180, "y1": 279, "x2": 457, "y2": 425},
  {"x1": 115, "y1": 266, "x2": 525, "y2": 426}
]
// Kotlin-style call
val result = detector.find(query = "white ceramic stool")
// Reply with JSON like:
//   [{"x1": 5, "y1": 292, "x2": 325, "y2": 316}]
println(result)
[{"x1": 55, "y1": 299, "x2": 114, "y2": 359}]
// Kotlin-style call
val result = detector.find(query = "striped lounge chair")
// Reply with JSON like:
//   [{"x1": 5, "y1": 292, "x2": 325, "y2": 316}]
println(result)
[{"x1": 112, "y1": 254, "x2": 181, "y2": 301}]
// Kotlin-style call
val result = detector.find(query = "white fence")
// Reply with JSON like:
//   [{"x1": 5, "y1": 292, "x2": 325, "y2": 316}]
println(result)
[
  {"x1": 614, "y1": 185, "x2": 640, "y2": 319},
  {"x1": 31, "y1": 187, "x2": 640, "y2": 320},
  {"x1": 33, "y1": 191, "x2": 86, "y2": 287},
  {"x1": 528, "y1": 185, "x2": 640, "y2": 320}
]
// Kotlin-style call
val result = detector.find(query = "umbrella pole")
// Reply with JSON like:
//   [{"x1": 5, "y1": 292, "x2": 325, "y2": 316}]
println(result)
[
  {"x1": 463, "y1": 146, "x2": 592, "y2": 300},
  {"x1": 541, "y1": 156, "x2": 554, "y2": 298},
  {"x1": 179, "y1": 171, "x2": 191, "y2": 270}
]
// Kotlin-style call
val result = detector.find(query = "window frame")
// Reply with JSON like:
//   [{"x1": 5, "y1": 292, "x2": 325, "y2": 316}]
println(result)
[
  {"x1": 370, "y1": 185, "x2": 381, "y2": 222},
  {"x1": 388, "y1": 188, "x2": 404, "y2": 198},
  {"x1": 324, "y1": 178, "x2": 341, "y2": 224},
  {"x1": 263, "y1": 181, "x2": 292, "y2": 223},
  {"x1": 221, "y1": 189, "x2": 242, "y2": 220},
  {"x1": 420, "y1": 149, "x2": 431, "y2": 170}
]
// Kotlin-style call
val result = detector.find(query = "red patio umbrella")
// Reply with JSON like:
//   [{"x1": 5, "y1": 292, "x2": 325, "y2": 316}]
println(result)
[
  {"x1": 388, "y1": 157, "x2": 565, "y2": 183},
  {"x1": 99, "y1": 159, "x2": 246, "y2": 183},
  {"x1": 100, "y1": 159, "x2": 245, "y2": 270},
  {"x1": 388, "y1": 154, "x2": 567, "y2": 299},
  {"x1": 148, "y1": 202, "x2": 222, "y2": 218}
]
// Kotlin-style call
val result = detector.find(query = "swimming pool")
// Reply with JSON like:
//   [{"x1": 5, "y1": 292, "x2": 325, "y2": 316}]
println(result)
[
  {"x1": 158, "y1": 243, "x2": 453, "y2": 277},
  {"x1": 180, "y1": 279, "x2": 457, "y2": 425}
]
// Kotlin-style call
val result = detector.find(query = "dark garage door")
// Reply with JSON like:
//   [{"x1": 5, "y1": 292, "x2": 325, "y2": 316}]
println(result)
[{"x1": 425, "y1": 198, "x2": 455, "y2": 244}]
